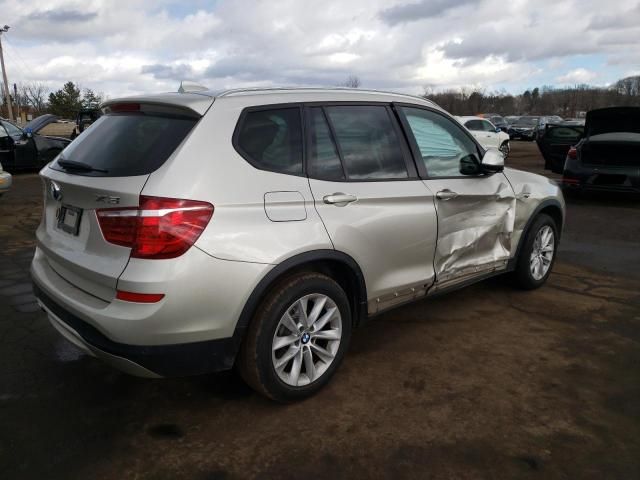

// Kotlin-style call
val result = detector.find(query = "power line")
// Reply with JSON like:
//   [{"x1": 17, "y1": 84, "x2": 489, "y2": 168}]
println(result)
[{"x1": 2, "y1": 35, "x2": 36, "y2": 79}]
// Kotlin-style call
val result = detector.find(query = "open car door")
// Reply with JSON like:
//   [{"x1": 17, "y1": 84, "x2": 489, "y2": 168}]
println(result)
[{"x1": 537, "y1": 124, "x2": 583, "y2": 173}]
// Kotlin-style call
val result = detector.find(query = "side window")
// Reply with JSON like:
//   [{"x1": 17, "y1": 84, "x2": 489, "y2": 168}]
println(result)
[
  {"x1": 401, "y1": 107, "x2": 481, "y2": 178},
  {"x1": 324, "y1": 106, "x2": 408, "y2": 180},
  {"x1": 308, "y1": 107, "x2": 345, "y2": 181},
  {"x1": 481, "y1": 120, "x2": 496, "y2": 132},
  {"x1": 464, "y1": 120, "x2": 484, "y2": 131},
  {"x1": 0, "y1": 123, "x2": 8, "y2": 139},
  {"x1": 2, "y1": 121, "x2": 21, "y2": 138},
  {"x1": 236, "y1": 108, "x2": 303, "y2": 175},
  {"x1": 547, "y1": 127, "x2": 583, "y2": 141}
]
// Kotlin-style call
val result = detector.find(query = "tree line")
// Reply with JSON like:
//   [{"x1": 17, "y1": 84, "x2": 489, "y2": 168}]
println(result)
[
  {"x1": 1, "y1": 81, "x2": 103, "y2": 119},
  {"x1": 422, "y1": 75, "x2": 640, "y2": 117},
  {"x1": 4, "y1": 75, "x2": 640, "y2": 120}
]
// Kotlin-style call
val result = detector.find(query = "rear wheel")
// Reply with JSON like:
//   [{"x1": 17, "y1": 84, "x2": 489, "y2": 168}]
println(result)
[
  {"x1": 513, "y1": 214, "x2": 558, "y2": 289},
  {"x1": 238, "y1": 272, "x2": 352, "y2": 402}
]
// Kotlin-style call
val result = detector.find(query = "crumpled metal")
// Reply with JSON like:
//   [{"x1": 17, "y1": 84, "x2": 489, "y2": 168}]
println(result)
[{"x1": 434, "y1": 181, "x2": 515, "y2": 283}]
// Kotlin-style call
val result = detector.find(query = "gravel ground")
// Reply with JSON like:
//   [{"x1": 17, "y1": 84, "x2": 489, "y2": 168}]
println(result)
[{"x1": 0, "y1": 141, "x2": 639, "y2": 480}]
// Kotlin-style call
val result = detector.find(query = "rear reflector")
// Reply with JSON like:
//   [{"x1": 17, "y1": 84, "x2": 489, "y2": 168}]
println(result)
[
  {"x1": 116, "y1": 290, "x2": 165, "y2": 303},
  {"x1": 97, "y1": 196, "x2": 214, "y2": 259}
]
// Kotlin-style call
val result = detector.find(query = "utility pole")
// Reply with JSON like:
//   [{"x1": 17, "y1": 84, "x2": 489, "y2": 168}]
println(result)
[{"x1": 0, "y1": 25, "x2": 14, "y2": 121}]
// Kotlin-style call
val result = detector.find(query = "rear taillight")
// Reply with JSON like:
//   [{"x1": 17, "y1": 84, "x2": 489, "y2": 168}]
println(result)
[
  {"x1": 567, "y1": 146, "x2": 577, "y2": 160},
  {"x1": 96, "y1": 196, "x2": 214, "y2": 259}
]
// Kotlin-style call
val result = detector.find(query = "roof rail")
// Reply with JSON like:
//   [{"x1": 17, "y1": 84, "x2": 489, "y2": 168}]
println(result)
[{"x1": 178, "y1": 80, "x2": 209, "y2": 93}]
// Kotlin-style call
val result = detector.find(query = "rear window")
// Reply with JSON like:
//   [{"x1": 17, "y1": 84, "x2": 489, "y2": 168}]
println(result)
[
  {"x1": 51, "y1": 113, "x2": 197, "y2": 177},
  {"x1": 234, "y1": 108, "x2": 303, "y2": 175}
]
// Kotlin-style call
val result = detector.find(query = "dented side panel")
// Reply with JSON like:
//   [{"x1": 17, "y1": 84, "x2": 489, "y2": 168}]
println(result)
[
  {"x1": 425, "y1": 174, "x2": 516, "y2": 290},
  {"x1": 502, "y1": 167, "x2": 566, "y2": 254}
]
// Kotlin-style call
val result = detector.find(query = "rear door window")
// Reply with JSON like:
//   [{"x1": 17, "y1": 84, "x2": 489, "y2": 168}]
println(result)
[
  {"x1": 235, "y1": 108, "x2": 303, "y2": 175},
  {"x1": 51, "y1": 113, "x2": 197, "y2": 177},
  {"x1": 323, "y1": 105, "x2": 408, "y2": 180},
  {"x1": 308, "y1": 107, "x2": 345, "y2": 181}
]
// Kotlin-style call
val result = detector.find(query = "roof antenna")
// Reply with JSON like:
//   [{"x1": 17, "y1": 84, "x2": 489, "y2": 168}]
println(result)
[{"x1": 178, "y1": 80, "x2": 208, "y2": 93}]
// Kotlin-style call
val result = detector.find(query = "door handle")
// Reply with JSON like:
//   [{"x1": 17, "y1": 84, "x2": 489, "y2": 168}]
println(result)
[
  {"x1": 323, "y1": 193, "x2": 357, "y2": 206},
  {"x1": 436, "y1": 189, "x2": 459, "y2": 200}
]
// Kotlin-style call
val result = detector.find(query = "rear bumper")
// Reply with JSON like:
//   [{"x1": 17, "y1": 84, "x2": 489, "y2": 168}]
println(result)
[
  {"x1": 31, "y1": 244, "x2": 272, "y2": 377},
  {"x1": 562, "y1": 167, "x2": 640, "y2": 193},
  {"x1": 34, "y1": 282, "x2": 240, "y2": 377}
]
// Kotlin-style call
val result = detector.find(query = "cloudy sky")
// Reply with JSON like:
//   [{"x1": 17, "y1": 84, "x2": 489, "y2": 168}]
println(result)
[{"x1": 0, "y1": 0, "x2": 638, "y2": 98}]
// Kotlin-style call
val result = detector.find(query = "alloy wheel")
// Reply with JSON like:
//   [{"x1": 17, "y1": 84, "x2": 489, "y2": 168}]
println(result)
[
  {"x1": 271, "y1": 294, "x2": 342, "y2": 387},
  {"x1": 530, "y1": 225, "x2": 554, "y2": 280}
]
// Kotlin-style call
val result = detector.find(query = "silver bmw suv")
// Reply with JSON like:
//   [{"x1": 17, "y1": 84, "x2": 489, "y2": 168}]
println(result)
[{"x1": 31, "y1": 87, "x2": 564, "y2": 401}]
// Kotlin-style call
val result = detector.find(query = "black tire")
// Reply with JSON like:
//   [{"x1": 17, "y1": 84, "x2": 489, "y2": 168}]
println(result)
[
  {"x1": 513, "y1": 214, "x2": 559, "y2": 290},
  {"x1": 237, "y1": 272, "x2": 352, "y2": 402},
  {"x1": 499, "y1": 141, "x2": 510, "y2": 158}
]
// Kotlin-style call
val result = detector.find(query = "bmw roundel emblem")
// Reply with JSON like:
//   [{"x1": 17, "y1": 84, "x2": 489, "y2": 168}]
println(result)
[
  {"x1": 301, "y1": 332, "x2": 311, "y2": 344},
  {"x1": 49, "y1": 181, "x2": 62, "y2": 202}
]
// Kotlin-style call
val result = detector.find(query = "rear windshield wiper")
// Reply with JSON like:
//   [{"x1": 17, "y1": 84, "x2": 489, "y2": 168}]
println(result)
[{"x1": 57, "y1": 159, "x2": 108, "y2": 173}]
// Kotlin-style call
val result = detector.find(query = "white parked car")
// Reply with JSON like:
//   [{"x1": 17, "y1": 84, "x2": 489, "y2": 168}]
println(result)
[{"x1": 457, "y1": 116, "x2": 510, "y2": 157}]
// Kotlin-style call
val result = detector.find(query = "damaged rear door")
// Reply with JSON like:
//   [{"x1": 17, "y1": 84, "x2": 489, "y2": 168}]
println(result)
[{"x1": 397, "y1": 105, "x2": 515, "y2": 290}]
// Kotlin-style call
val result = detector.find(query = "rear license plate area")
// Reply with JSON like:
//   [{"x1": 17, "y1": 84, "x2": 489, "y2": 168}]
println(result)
[{"x1": 57, "y1": 205, "x2": 83, "y2": 235}]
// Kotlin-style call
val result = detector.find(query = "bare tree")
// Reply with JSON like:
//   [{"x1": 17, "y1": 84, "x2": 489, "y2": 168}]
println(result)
[
  {"x1": 338, "y1": 75, "x2": 361, "y2": 88},
  {"x1": 20, "y1": 82, "x2": 49, "y2": 115}
]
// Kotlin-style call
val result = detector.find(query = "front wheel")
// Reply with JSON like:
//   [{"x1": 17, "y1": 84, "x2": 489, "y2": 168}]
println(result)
[
  {"x1": 499, "y1": 141, "x2": 510, "y2": 158},
  {"x1": 513, "y1": 214, "x2": 558, "y2": 289},
  {"x1": 238, "y1": 272, "x2": 352, "y2": 402}
]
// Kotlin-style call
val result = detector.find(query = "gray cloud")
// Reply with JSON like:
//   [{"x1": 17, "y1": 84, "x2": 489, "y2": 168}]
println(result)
[
  {"x1": 141, "y1": 64, "x2": 195, "y2": 80},
  {"x1": 26, "y1": 9, "x2": 98, "y2": 23},
  {"x1": 589, "y1": 5, "x2": 640, "y2": 30},
  {"x1": 1, "y1": 0, "x2": 637, "y2": 98},
  {"x1": 379, "y1": 0, "x2": 478, "y2": 25}
]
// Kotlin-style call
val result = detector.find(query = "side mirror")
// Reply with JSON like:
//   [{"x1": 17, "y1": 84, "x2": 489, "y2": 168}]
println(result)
[
  {"x1": 23, "y1": 128, "x2": 33, "y2": 139},
  {"x1": 481, "y1": 148, "x2": 504, "y2": 172},
  {"x1": 495, "y1": 127, "x2": 502, "y2": 133}
]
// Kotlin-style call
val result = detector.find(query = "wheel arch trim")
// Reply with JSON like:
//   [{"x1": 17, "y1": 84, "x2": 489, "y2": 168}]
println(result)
[
  {"x1": 509, "y1": 198, "x2": 564, "y2": 269},
  {"x1": 229, "y1": 249, "x2": 368, "y2": 362}
]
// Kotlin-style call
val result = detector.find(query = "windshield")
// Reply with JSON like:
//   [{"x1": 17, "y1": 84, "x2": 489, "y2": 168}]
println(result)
[
  {"x1": 516, "y1": 117, "x2": 539, "y2": 126},
  {"x1": 51, "y1": 112, "x2": 197, "y2": 177},
  {"x1": 490, "y1": 116, "x2": 505, "y2": 125}
]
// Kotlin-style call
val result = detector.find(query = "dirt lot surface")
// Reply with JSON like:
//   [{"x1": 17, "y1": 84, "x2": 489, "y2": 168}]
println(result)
[{"x1": 1, "y1": 142, "x2": 639, "y2": 479}]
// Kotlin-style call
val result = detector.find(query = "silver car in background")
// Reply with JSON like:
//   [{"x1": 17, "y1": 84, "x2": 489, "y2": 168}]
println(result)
[{"x1": 31, "y1": 87, "x2": 565, "y2": 401}]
